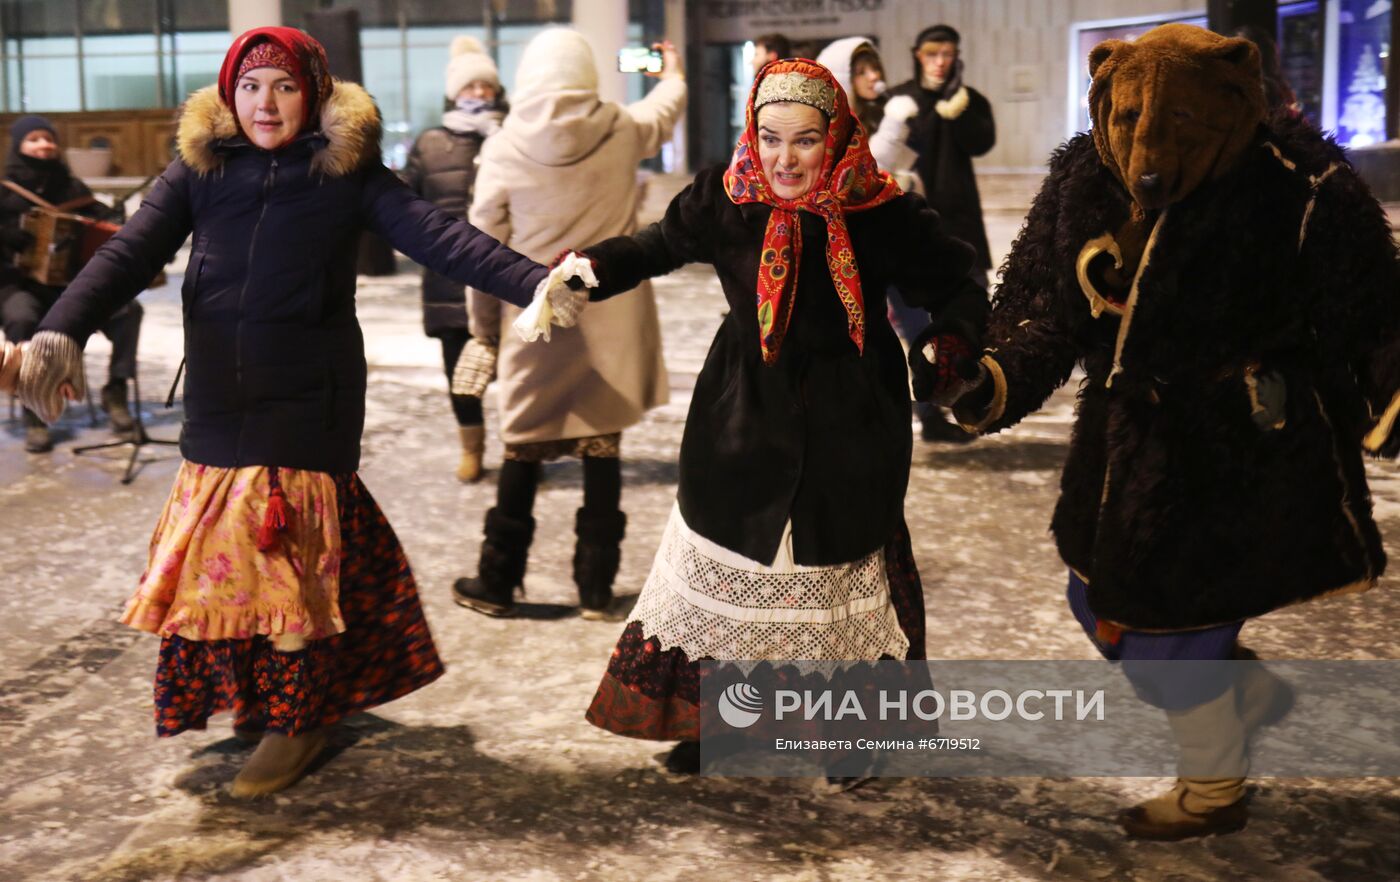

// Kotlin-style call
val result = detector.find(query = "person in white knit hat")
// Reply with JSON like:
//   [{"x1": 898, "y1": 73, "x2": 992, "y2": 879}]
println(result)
[{"x1": 403, "y1": 35, "x2": 507, "y2": 483}]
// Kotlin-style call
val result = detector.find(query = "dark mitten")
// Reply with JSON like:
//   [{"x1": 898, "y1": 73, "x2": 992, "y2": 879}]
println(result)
[{"x1": 909, "y1": 326, "x2": 982, "y2": 405}]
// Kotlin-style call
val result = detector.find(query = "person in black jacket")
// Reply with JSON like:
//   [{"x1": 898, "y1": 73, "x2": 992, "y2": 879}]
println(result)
[
  {"x1": 402, "y1": 36, "x2": 506, "y2": 483},
  {"x1": 0, "y1": 115, "x2": 142, "y2": 452},
  {"x1": 886, "y1": 24, "x2": 995, "y2": 442},
  {"x1": 16, "y1": 27, "x2": 579, "y2": 799},
  {"x1": 576, "y1": 59, "x2": 985, "y2": 775}
]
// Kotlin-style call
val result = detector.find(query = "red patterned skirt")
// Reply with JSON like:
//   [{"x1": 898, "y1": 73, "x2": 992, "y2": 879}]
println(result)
[
  {"x1": 152, "y1": 474, "x2": 444, "y2": 737},
  {"x1": 585, "y1": 520, "x2": 926, "y2": 742}
]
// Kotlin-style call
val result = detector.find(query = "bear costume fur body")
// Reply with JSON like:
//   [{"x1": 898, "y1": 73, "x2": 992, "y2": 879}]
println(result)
[{"x1": 957, "y1": 23, "x2": 1400, "y2": 631}]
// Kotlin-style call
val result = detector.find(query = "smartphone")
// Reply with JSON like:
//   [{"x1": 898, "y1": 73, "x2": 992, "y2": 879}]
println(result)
[{"x1": 618, "y1": 46, "x2": 663, "y2": 74}]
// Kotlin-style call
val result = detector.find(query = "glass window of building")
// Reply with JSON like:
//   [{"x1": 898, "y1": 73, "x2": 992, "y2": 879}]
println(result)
[
  {"x1": 1069, "y1": 3, "x2": 1335, "y2": 137},
  {"x1": 1336, "y1": 0, "x2": 1391, "y2": 147},
  {"x1": 0, "y1": 0, "x2": 231, "y2": 112}
]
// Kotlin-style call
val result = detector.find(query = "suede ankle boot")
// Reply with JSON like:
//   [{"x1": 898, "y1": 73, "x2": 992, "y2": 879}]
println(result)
[
  {"x1": 452, "y1": 508, "x2": 535, "y2": 617},
  {"x1": 230, "y1": 729, "x2": 328, "y2": 798},
  {"x1": 455, "y1": 424, "x2": 485, "y2": 483}
]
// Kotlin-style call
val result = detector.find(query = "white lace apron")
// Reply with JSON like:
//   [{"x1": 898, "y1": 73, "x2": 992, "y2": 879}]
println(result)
[{"x1": 627, "y1": 504, "x2": 910, "y2": 662}]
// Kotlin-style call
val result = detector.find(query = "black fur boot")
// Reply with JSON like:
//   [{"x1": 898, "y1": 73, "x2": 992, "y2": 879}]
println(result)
[
  {"x1": 574, "y1": 507, "x2": 626, "y2": 620},
  {"x1": 452, "y1": 508, "x2": 535, "y2": 617}
]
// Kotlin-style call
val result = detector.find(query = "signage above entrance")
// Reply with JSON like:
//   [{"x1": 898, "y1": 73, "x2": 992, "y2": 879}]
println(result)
[{"x1": 698, "y1": 0, "x2": 887, "y2": 42}]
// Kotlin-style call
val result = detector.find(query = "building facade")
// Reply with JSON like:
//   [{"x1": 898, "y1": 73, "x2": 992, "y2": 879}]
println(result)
[{"x1": 685, "y1": 0, "x2": 1393, "y2": 172}]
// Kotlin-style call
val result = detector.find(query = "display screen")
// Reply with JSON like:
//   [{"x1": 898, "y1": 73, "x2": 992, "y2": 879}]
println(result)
[{"x1": 618, "y1": 46, "x2": 663, "y2": 74}]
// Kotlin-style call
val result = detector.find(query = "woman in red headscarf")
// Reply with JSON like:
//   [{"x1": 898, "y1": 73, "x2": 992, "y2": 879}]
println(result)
[
  {"x1": 14, "y1": 27, "x2": 581, "y2": 797},
  {"x1": 572, "y1": 59, "x2": 987, "y2": 774}
]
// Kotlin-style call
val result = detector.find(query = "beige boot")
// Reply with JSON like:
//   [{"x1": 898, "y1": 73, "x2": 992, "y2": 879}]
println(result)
[
  {"x1": 230, "y1": 729, "x2": 328, "y2": 798},
  {"x1": 1119, "y1": 686, "x2": 1249, "y2": 840},
  {"x1": 456, "y1": 425, "x2": 485, "y2": 483},
  {"x1": 1119, "y1": 778, "x2": 1249, "y2": 840}
]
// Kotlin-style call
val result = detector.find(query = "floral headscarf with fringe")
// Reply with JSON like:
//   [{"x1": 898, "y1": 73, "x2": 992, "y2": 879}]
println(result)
[{"x1": 723, "y1": 58, "x2": 901, "y2": 365}]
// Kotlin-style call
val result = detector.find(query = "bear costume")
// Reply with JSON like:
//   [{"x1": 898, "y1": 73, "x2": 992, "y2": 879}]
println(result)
[{"x1": 914, "y1": 23, "x2": 1400, "y2": 840}]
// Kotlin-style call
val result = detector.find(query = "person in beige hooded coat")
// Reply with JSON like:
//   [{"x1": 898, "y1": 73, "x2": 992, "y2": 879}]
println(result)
[{"x1": 453, "y1": 28, "x2": 686, "y2": 620}]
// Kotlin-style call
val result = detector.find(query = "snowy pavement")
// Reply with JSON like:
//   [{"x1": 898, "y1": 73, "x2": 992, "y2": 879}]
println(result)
[{"x1": 1, "y1": 179, "x2": 1398, "y2": 881}]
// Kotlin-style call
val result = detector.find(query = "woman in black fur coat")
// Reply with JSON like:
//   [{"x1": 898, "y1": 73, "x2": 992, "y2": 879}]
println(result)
[
  {"x1": 569, "y1": 59, "x2": 985, "y2": 776},
  {"x1": 917, "y1": 24, "x2": 1400, "y2": 840}
]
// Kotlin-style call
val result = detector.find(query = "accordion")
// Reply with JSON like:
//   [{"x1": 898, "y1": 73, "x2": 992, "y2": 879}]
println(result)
[{"x1": 17, "y1": 207, "x2": 120, "y2": 287}]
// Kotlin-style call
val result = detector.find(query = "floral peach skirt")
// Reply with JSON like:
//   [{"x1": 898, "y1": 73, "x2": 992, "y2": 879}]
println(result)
[{"x1": 121, "y1": 462, "x2": 346, "y2": 641}]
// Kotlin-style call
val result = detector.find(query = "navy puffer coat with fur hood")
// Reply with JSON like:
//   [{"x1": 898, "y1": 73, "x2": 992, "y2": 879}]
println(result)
[{"x1": 39, "y1": 80, "x2": 546, "y2": 473}]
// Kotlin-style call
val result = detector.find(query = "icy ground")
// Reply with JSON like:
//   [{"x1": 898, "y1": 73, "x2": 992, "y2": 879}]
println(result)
[{"x1": 0, "y1": 180, "x2": 1397, "y2": 881}]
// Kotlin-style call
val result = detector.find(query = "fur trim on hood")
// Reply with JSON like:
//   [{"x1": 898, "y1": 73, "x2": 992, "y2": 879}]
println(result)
[{"x1": 177, "y1": 79, "x2": 382, "y2": 177}]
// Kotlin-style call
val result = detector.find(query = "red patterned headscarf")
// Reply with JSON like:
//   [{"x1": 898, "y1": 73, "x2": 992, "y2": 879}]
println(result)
[
  {"x1": 218, "y1": 27, "x2": 334, "y2": 128},
  {"x1": 724, "y1": 58, "x2": 901, "y2": 365}
]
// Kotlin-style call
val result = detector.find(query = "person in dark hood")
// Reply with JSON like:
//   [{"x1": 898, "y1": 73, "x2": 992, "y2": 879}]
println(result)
[
  {"x1": 887, "y1": 24, "x2": 995, "y2": 275},
  {"x1": 0, "y1": 115, "x2": 141, "y2": 452},
  {"x1": 886, "y1": 24, "x2": 995, "y2": 442}
]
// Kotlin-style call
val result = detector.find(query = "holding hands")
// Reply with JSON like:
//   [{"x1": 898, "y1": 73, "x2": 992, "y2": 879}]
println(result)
[
  {"x1": 909, "y1": 326, "x2": 984, "y2": 408},
  {"x1": 512, "y1": 251, "x2": 597, "y2": 343}
]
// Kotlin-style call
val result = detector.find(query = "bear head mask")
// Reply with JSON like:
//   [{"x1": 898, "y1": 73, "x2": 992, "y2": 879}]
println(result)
[{"x1": 1088, "y1": 23, "x2": 1266, "y2": 212}]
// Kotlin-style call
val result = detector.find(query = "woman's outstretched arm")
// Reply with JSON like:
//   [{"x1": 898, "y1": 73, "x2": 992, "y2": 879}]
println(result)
[
  {"x1": 360, "y1": 162, "x2": 546, "y2": 307},
  {"x1": 575, "y1": 164, "x2": 722, "y2": 301}
]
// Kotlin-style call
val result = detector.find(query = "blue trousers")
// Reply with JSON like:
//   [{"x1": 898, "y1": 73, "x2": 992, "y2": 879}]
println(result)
[{"x1": 1067, "y1": 571, "x2": 1244, "y2": 710}]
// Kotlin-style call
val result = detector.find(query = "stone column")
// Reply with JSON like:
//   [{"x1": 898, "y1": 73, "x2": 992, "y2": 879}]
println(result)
[
  {"x1": 228, "y1": 0, "x2": 282, "y2": 35},
  {"x1": 572, "y1": 0, "x2": 628, "y2": 105},
  {"x1": 663, "y1": 0, "x2": 688, "y2": 173}
]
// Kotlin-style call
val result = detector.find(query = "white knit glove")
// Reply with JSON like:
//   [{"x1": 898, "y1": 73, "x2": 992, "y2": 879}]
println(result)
[
  {"x1": 0, "y1": 340, "x2": 21, "y2": 394},
  {"x1": 513, "y1": 252, "x2": 597, "y2": 343},
  {"x1": 16, "y1": 330, "x2": 86, "y2": 424}
]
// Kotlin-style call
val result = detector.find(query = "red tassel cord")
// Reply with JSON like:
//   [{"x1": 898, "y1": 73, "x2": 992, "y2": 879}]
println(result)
[{"x1": 256, "y1": 466, "x2": 291, "y2": 552}]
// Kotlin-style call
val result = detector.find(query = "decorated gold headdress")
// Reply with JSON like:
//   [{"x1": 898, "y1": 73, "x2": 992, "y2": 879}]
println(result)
[
  {"x1": 724, "y1": 58, "x2": 901, "y2": 365},
  {"x1": 753, "y1": 70, "x2": 838, "y2": 117}
]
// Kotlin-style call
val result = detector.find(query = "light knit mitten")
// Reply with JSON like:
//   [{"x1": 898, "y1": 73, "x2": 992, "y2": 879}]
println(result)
[
  {"x1": 17, "y1": 330, "x2": 86, "y2": 424},
  {"x1": 451, "y1": 337, "x2": 499, "y2": 397},
  {"x1": 0, "y1": 340, "x2": 21, "y2": 394},
  {"x1": 513, "y1": 252, "x2": 597, "y2": 343}
]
